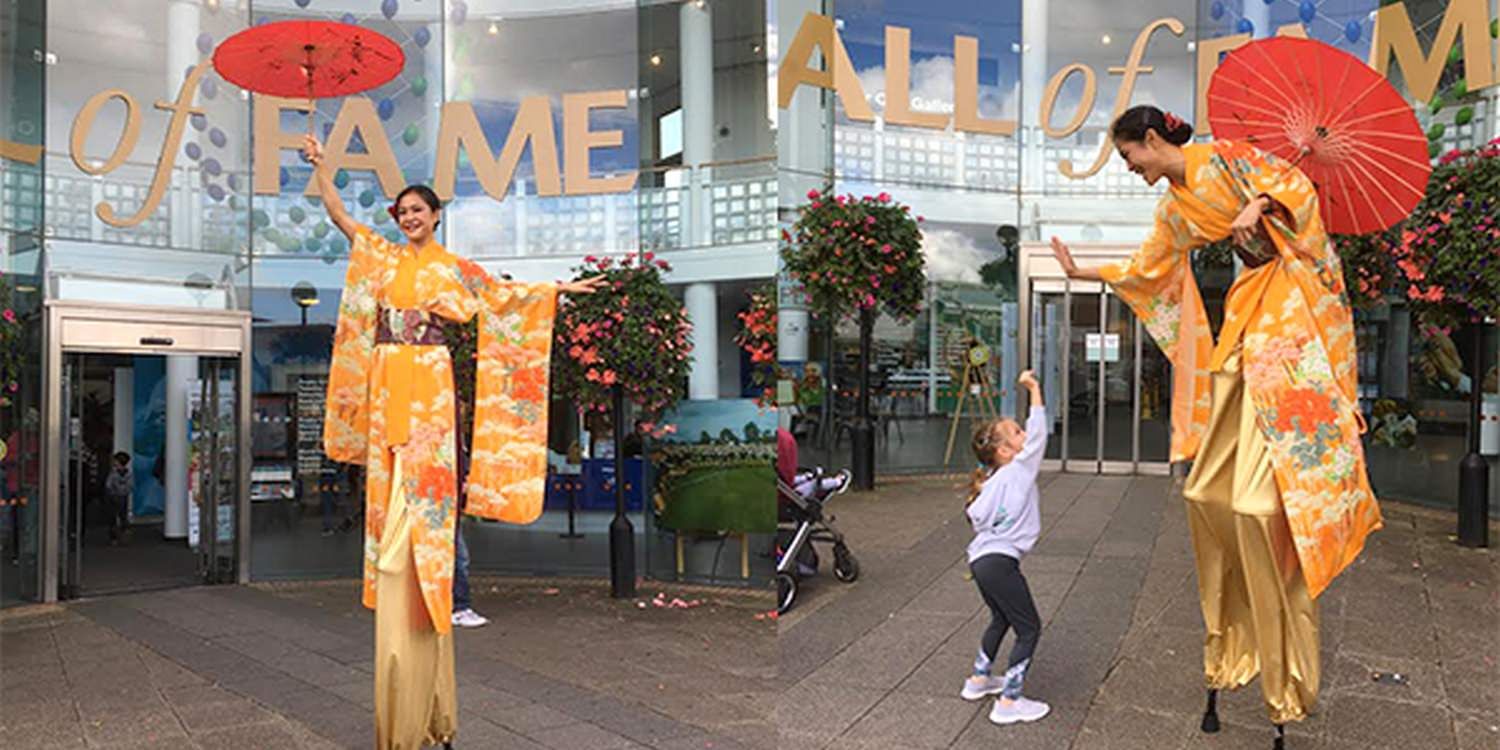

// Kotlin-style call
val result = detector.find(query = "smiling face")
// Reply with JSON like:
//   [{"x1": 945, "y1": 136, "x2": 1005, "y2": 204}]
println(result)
[
  {"x1": 1114, "y1": 129, "x2": 1172, "y2": 186},
  {"x1": 395, "y1": 192, "x2": 439, "y2": 245}
]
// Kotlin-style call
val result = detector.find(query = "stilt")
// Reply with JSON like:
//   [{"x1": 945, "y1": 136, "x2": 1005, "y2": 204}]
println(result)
[
  {"x1": 1200, "y1": 688, "x2": 1220, "y2": 733},
  {"x1": 1272, "y1": 723, "x2": 1285, "y2": 750}
]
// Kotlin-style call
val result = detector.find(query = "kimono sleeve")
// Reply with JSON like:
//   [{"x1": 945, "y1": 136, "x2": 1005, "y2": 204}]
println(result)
[
  {"x1": 455, "y1": 259, "x2": 559, "y2": 524},
  {"x1": 1221, "y1": 143, "x2": 1320, "y2": 238},
  {"x1": 1098, "y1": 199, "x2": 1215, "y2": 462},
  {"x1": 1098, "y1": 198, "x2": 1200, "y2": 360},
  {"x1": 323, "y1": 226, "x2": 385, "y2": 464}
]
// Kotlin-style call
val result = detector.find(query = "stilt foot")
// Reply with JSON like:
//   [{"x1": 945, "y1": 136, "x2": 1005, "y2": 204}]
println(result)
[{"x1": 1200, "y1": 688, "x2": 1221, "y2": 733}]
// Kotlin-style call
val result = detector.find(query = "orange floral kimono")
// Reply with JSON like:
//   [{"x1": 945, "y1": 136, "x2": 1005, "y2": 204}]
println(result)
[
  {"x1": 1100, "y1": 140, "x2": 1382, "y2": 599},
  {"x1": 323, "y1": 227, "x2": 557, "y2": 633}
]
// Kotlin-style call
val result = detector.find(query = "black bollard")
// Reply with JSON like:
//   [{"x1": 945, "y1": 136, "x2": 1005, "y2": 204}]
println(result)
[
  {"x1": 851, "y1": 307, "x2": 876, "y2": 491},
  {"x1": 1458, "y1": 324, "x2": 1490, "y2": 548},
  {"x1": 608, "y1": 385, "x2": 636, "y2": 597}
]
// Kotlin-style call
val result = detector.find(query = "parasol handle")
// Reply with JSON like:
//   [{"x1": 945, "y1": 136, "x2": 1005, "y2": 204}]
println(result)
[{"x1": 304, "y1": 43, "x2": 316, "y2": 137}]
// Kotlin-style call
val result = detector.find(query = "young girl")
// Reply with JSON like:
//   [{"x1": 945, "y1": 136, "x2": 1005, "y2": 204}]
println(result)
[{"x1": 961, "y1": 370, "x2": 1049, "y2": 725}]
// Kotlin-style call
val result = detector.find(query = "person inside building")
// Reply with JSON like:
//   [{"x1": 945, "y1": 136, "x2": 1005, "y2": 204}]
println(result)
[
  {"x1": 304, "y1": 134, "x2": 605, "y2": 750},
  {"x1": 104, "y1": 451, "x2": 132, "y2": 545},
  {"x1": 1050, "y1": 106, "x2": 1382, "y2": 750}
]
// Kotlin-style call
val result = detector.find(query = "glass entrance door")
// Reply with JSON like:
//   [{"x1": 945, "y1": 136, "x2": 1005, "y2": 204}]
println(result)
[
  {"x1": 57, "y1": 353, "x2": 240, "y2": 597},
  {"x1": 191, "y1": 357, "x2": 239, "y2": 584},
  {"x1": 1029, "y1": 282, "x2": 1171, "y2": 473}
]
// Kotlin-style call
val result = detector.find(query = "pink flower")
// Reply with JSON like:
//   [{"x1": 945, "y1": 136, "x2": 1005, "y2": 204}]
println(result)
[
  {"x1": 1, "y1": 309, "x2": 13, "y2": 323},
  {"x1": 835, "y1": 195, "x2": 847, "y2": 205},
  {"x1": 584, "y1": 255, "x2": 598, "y2": 264},
  {"x1": 880, "y1": 244, "x2": 892, "y2": 254},
  {"x1": 916, "y1": 215, "x2": 925, "y2": 223},
  {"x1": 877, "y1": 192, "x2": 891, "y2": 203},
  {"x1": 865, "y1": 216, "x2": 876, "y2": 226},
  {"x1": 1439, "y1": 149, "x2": 1464, "y2": 165},
  {"x1": 807, "y1": 189, "x2": 820, "y2": 199},
  {"x1": 811, "y1": 201, "x2": 822, "y2": 209}
]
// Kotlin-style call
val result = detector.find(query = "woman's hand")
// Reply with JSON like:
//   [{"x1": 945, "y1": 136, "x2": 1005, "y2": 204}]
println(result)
[
  {"x1": 1048, "y1": 236, "x2": 1105, "y2": 281},
  {"x1": 1230, "y1": 196, "x2": 1270, "y2": 248},
  {"x1": 1050, "y1": 236, "x2": 1078, "y2": 278},
  {"x1": 559, "y1": 275, "x2": 608, "y2": 296},
  {"x1": 301, "y1": 134, "x2": 325, "y2": 168}
]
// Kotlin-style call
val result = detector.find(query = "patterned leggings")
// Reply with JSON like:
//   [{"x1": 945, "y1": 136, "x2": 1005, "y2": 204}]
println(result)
[{"x1": 971, "y1": 553, "x2": 1041, "y2": 700}]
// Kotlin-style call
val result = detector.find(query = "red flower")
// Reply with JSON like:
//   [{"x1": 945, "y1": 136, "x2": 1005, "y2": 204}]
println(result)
[
  {"x1": 1273, "y1": 388, "x2": 1337, "y2": 434},
  {"x1": 807, "y1": 189, "x2": 820, "y2": 199}
]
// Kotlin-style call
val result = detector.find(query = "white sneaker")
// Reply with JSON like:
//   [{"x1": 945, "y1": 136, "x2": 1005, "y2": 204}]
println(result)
[
  {"x1": 988, "y1": 696, "x2": 1050, "y2": 725},
  {"x1": 960, "y1": 675, "x2": 1006, "y2": 701},
  {"x1": 451, "y1": 608, "x2": 489, "y2": 628}
]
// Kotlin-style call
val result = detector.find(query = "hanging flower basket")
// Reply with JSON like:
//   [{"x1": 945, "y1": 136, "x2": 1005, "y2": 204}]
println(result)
[
  {"x1": 0, "y1": 274, "x2": 21, "y2": 409},
  {"x1": 1389, "y1": 138, "x2": 1500, "y2": 333},
  {"x1": 735, "y1": 283, "x2": 779, "y2": 407},
  {"x1": 552, "y1": 252, "x2": 694, "y2": 425},
  {"x1": 779, "y1": 189, "x2": 926, "y2": 322}
]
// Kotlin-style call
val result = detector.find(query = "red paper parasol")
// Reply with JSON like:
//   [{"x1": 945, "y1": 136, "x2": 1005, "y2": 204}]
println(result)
[
  {"x1": 1207, "y1": 36, "x2": 1429, "y2": 235},
  {"x1": 213, "y1": 20, "x2": 404, "y2": 132}
]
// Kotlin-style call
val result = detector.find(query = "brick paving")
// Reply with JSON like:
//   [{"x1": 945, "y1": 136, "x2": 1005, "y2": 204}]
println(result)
[
  {"x1": 777, "y1": 473, "x2": 1500, "y2": 750},
  {"x1": 1, "y1": 579, "x2": 774, "y2": 749}
]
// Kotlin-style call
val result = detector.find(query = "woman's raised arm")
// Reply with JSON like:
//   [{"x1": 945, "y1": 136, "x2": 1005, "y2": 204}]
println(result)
[{"x1": 301, "y1": 135, "x2": 360, "y2": 243}]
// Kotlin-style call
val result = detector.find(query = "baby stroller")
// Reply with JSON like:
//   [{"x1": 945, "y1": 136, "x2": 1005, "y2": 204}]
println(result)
[{"x1": 776, "y1": 429, "x2": 859, "y2": 614}]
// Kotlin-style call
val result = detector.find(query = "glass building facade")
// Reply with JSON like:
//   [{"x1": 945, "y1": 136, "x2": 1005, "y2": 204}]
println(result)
[
  {"x1": 2, "y1": 0, "x2": 776, "y2": 606},
  {"x1": 780, "y1": 0, "x2": 1500, "y2": 510},
  {"x1": 2, "y1": 0, "x2": 1498, "y2": 605}
]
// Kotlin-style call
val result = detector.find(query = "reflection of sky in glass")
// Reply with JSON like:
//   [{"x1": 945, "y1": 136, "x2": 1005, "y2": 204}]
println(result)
[{"x1": 838, "y1": 0, "x2": 1022, "y2": 121}]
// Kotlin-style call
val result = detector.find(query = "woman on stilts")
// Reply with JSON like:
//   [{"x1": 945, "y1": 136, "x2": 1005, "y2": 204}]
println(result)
[
  {"x1": 1051, "y1": 106, "x2": 1382, "y2": 750},
  {"x1": 304, "y1": 135, "x2": 604, "y2": 749}
]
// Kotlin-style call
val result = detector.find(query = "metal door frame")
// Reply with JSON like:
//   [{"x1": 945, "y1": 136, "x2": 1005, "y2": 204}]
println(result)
[
  {"x1": 41, "y1": 301, "x2": 253, "y2": 602},
  {"x1": 1020, "y1": 244, "x2": 1171, "y2": 477}
]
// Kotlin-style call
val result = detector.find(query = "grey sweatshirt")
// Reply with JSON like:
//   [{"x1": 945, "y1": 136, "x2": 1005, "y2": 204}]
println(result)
[{"x1": 965, "y1": 406, "x2": 1047, "y2": 563}]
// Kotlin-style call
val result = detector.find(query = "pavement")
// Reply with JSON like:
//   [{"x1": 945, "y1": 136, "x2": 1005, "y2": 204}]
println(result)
[
  {"x1": 776, "y1": 472, "x2": 1500, "y2": 750},
  {"x1": 0, "y1": 578, "x2": 775, "y2": 749},
  {"x1": 2, "y1": 471, "x2": 1495, "y2": 750}
]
